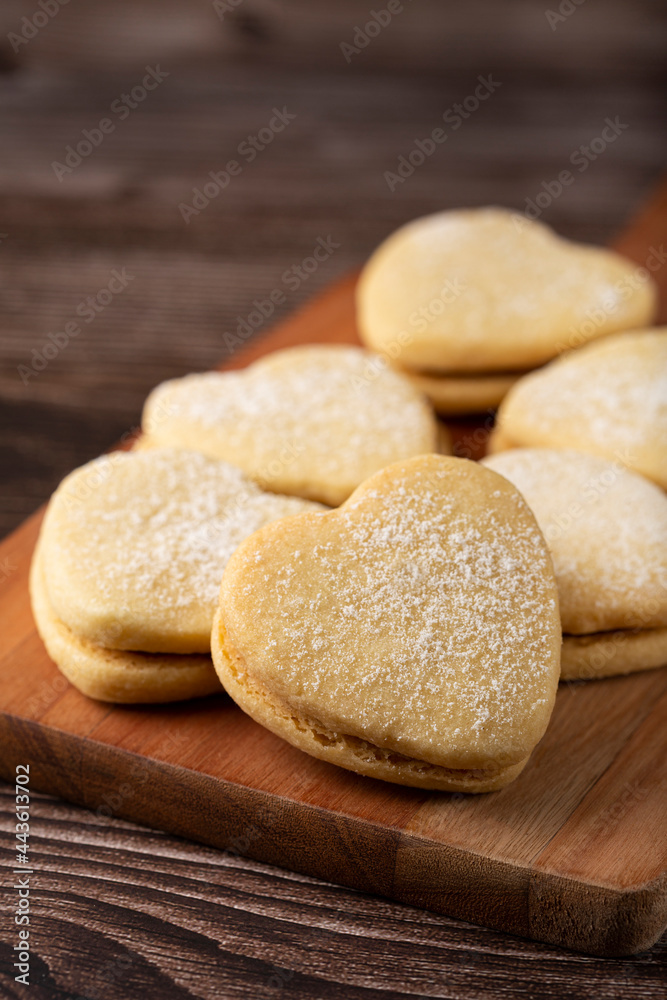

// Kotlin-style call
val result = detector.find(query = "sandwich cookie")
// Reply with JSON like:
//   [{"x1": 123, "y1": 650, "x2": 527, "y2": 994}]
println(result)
[
  {"x1": 399, "y1": 368, "x2": 522, "y2": 415},
  {"x1": 357, "y1": 208, "x2": 656, "y2": 412},
  {"x1": 490, "y1": 328, "x2": 667, "y2": 489},
  {"x1": 483, "y1": 448, "x2": 667, "y2": 680},
  {"x1": 30, "y1": 541, "x2": 219, "y2": 704},
  {"x1": 31, "y1": 447, "x2": 322, "y2": 702},
  {"x1": 140, "y1": 345, "x2": 442, "y2": 507},
  {"x1": 212, "y1": 454, "x2": 561, "y2": 792}
]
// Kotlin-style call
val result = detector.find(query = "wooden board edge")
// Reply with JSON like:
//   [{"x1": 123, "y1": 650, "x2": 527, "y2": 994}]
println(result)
[
  {"x1": 0, "y1": 711, "x2": 404, "y2": 898},
  {"x1": 2, "y1": 177, "x2": 667, "y2": 958},
  {"x1": 394, "y1": 832, "x2": 667, "y2": 958},
  {"x1": 528, "y1": 868, "x2": 667, "y2": 957},
  {"x1": 2, "y1": 711, "x2": 663, "y2": 956},
  {"x1": 215, "y1": 270, "x2": 361, "y2": 373}
]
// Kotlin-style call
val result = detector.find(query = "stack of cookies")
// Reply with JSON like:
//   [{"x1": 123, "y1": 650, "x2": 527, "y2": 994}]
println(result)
[
  {"x1": 356, "y1": 207, "x2": 657, "y2": 414},
  {"x1": 489, "y1": 327, "x2": 667, "y2": 489},
  {"x1": 483, "y1": 327, "x2": 667, "y2": 684},
  {"x1": 483, "y1": 449, "x2": 667, "y2": 681},
  {"x1": 32, "y1": 346, "x2": 441, "y2": 702},
  {"x1": 30, "y1": 221, "x2": 666, "y2": 796},
  {"x1": 31, "y1": 448, "x2": 323, "y2": 702}
]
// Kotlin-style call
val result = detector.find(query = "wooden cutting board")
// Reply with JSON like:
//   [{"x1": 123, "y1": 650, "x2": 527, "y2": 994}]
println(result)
[{"x1": 2, "y1": 185, "x2": 666, "y2": 959}]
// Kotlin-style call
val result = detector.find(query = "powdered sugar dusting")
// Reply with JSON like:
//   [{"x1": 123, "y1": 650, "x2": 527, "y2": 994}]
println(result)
[
  {"x1": 226, "y1": 458, "x2": 560, "y2": 766},
  {"x1": 44, "y1": 448, "x2": 321, "y2": 650},
  {"x1": 483, "y1": 448, "x2": 667, "y2": 634},
  {"x1": 143, "y1": 346, "x2": 436, "y2": 500},
  {"x1": 502, "y1": 329, "x2": 667, "y2": 460}
]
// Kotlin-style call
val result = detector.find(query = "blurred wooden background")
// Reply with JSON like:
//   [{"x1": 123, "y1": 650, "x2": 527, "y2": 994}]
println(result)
[
  {"x1": 0, "y1": 6, "x2": 666, "y2": 996},
  {"x1": 0, "y1": 0, "x2": 666, "y2": 536}
]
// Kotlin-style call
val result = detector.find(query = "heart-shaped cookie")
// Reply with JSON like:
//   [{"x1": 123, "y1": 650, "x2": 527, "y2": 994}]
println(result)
[
  {"x1": 37, "y1": 447, "x2": 322, "y2": 656},
  {"x1": 484, "y1": 448, "x2": 667, "y2": 635},
  {"x1": 30, "y1": 536, "x2": 220, "y2": 704},
  {"x1": 212, "y1": 454, "x2": 561, "y2": 792},
  {"x1": 483, "y1": 448, "x2": 667, "y2": 681},
  {"x1": 141, "y1": 345, "x2": 441, "y2": 506},
  {"x1": 490, "y1": 328, "x2": 667, "y2": 489},
  {"x1": 357, "y1": 208, "x2": 657, "y2": 373}
]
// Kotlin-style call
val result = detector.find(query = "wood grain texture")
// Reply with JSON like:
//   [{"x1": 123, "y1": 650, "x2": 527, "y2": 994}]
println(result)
[
  {"x1": 2, "y1": 5, "x2": 667, "y2": 992},
  {"x1": 1, "y1": 0, "x2": 666, "y2": 537},
  {"x1": 2, "y1": 789, "x2": 665, "y2": 1000},
  {"x1": 1, "y1": 182, "x2": 666, "y2": 967}
]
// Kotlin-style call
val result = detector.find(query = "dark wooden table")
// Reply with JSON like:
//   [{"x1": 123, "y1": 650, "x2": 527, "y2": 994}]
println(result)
[{"x1": 1, "y1": 2, "x2": 666, "y2": 996}]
